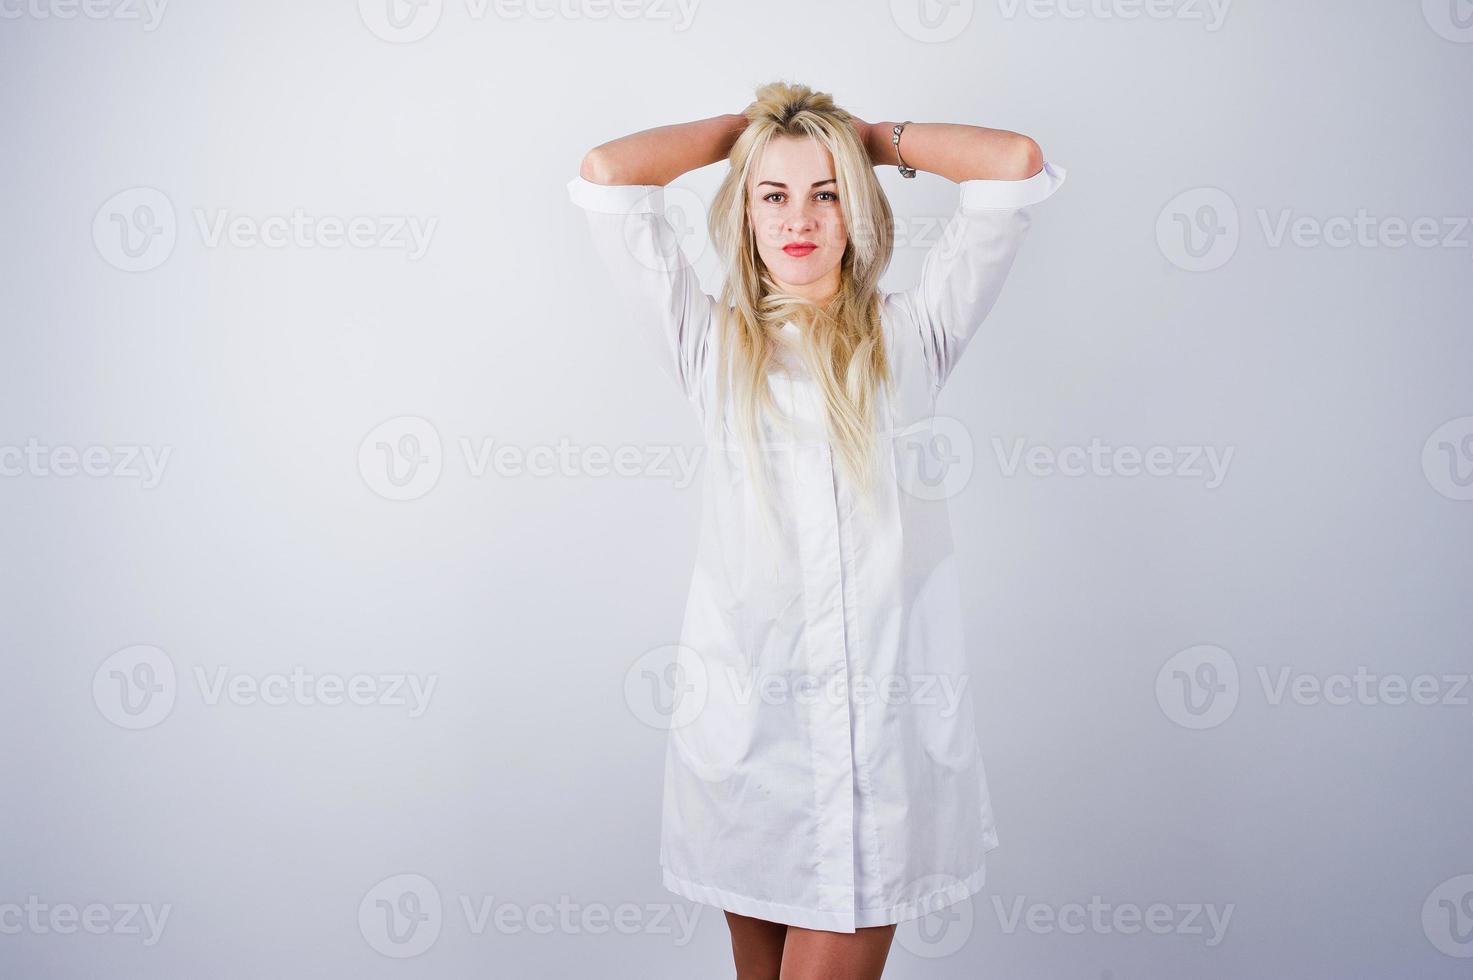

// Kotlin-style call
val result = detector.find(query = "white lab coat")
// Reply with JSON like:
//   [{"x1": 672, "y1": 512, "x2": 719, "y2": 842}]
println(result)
[{"x1": 567, "y1": 160, "x2": 1067, "y2": 932}]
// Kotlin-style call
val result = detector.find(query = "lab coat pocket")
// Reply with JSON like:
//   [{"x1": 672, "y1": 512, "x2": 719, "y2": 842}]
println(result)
[
  {"x1": 668, "y1": 643, "x2": 756, "y2": 783},
  {"x1": 921, "y1": 695, "x2": 981, "y2": 772},
  {"x1": 905, "y1": 553, "x2": 981, "y2": 772}
]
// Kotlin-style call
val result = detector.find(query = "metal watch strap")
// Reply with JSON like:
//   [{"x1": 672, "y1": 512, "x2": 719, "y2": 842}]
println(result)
[{"x1": 891, "y1": 121, "x2": 917, "y2": 178}]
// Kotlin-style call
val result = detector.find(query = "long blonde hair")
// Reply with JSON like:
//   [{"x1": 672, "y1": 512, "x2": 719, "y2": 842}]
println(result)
[{"x1": 708, "y1": 80, "x2": 896, "y2": 543}]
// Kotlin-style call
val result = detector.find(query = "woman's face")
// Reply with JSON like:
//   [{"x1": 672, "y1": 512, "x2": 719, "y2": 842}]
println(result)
[{"x1": 746, "y1": 135, "x2": 848, "y2": 304}]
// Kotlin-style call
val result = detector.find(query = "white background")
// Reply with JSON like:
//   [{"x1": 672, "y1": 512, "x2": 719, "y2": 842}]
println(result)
[{"x1": 2, "y1": 0, "x2": 1471, "y2": 976}]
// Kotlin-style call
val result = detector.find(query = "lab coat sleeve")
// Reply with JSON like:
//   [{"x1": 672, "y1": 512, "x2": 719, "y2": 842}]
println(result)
[
  {"x1": 899, "y1": 160, "x2": 1068, "y2": 393},
  {"x1": 566, "y1": 175, "x2": 716, "y2": 409}
]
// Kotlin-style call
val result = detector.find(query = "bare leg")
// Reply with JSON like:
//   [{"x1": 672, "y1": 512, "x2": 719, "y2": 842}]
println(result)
[
  {"x1": 778, "y1": 922, "x2": 898, "y2": 980},
  {"x1": 724, "y1": 909, "x2": 788, "y2": 980}
]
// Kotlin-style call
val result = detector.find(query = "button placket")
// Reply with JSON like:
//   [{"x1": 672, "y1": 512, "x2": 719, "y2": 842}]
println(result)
[{"x1": 791, "y1": 385, "x2": 858, "y2": 924}]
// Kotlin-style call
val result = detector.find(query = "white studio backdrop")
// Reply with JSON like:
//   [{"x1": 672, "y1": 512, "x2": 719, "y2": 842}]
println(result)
[{"x1": 1, "y1": 1, "x2": 1471, "y2": 978}]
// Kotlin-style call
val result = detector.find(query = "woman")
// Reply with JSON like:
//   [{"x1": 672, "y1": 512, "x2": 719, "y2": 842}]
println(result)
[{"x1": 568, "y1": 80, "x2": 1066, "y2": 979}]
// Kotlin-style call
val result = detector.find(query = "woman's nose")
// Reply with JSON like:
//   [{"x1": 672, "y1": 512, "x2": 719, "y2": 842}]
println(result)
[{"x1": 785, "y1": 207, "x2": 816, "y2": 234}]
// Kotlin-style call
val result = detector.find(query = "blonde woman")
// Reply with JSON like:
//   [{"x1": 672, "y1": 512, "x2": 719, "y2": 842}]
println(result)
[{"x1": 568, "y1": 81, "x2": 1066, "y2": 980}]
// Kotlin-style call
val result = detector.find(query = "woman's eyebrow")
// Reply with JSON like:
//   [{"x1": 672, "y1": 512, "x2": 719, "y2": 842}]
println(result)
[{"x1": 756, "y1": 178, "x2": 837, "y2": 189}]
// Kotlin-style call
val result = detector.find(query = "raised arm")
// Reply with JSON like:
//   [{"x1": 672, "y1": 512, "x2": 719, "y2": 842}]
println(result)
[
  {"x1": 858, "y1": 118, "x2": 1065, "y2": 393},
  {"x1": 853, "y1": 119, "x2": 1044, "y2": 183},
  {"x1": 568, "y1": 113, "x2": 752, "y2": 415},
  {"x1": 579, "y1": 112, "x2": 750, "y2": 187}
]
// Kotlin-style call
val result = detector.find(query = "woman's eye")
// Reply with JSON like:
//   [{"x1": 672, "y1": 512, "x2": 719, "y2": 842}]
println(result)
[{"x1": 762, "y1": 191, "x2": 837, "y2": 204}]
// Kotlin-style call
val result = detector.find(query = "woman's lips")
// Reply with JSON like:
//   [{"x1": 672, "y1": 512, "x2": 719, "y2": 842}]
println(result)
[{"x1": 782, "y1": 244, "x2": 817, "y2": 257}]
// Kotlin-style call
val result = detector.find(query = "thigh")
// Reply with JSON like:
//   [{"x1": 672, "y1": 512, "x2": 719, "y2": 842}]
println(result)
[
  {"x1": 779, "y1": 922, "x2": 898, "y2": 980},
  {"x1": 723, "y1": 909, "x2": 788, "y2": 980}
]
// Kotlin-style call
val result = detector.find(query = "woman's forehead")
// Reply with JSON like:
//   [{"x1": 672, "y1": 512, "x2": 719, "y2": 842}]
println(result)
[{"x1": 749, "y1": 137, "x2": 836, "y2": 189}]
